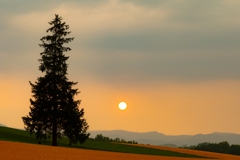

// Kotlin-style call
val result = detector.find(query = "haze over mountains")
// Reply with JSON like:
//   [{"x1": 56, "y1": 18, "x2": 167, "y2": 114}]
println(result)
[
  {"x1": 1, "y1": 123, "x2": 239, "y2": 147},
  {"x1": 0, "y1": 123, "x2": 7, "y2": 127},
  {"x1": 89, "y1": 130, "x2": 240, "y2": 147}
]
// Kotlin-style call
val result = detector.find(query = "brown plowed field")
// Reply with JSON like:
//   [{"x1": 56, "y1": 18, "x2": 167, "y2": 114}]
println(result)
[
  {"x1": 1, "y1": 140, "x2": 240, "y2": 160},
  {"x1": 124, "y1": 143, "x2": 240, "y2": 160}
]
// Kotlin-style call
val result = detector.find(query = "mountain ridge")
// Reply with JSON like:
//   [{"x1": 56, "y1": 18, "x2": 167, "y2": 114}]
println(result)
[
  {"x1": 0, "y1": 123, "x2": 7, "y2": 127},
  {"x1": 88, "y1": 130, "x2": 240, "y2": 147},
  {"x1": 2, "y1": 125, "x2": 239, "y2": 147}
]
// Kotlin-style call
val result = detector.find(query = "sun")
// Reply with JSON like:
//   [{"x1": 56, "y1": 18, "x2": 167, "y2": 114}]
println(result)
[{"x1": 118, "y1": 102, "x2": 127, "y2": 111}]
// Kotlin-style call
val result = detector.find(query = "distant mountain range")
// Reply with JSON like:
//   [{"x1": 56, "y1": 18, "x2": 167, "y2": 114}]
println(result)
[
  {"x1": 88, "y1": 130, "x2": 240, "y2": 147},
  {"x1": 1, "y1": 123, "x2": 239, "y2": 147},
  {"x1": 0, "y1": 123, "x2": 7, "y2": 127}
]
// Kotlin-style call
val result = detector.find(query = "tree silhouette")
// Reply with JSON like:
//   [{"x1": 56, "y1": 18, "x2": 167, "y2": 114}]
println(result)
[{"x1": 22, "y1": 14, "x2": 89, "y2": 146}]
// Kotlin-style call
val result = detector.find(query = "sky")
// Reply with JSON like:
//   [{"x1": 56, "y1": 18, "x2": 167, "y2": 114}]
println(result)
[{"x1": 1, "y1": 0, "x2": 240, "y2": 135}]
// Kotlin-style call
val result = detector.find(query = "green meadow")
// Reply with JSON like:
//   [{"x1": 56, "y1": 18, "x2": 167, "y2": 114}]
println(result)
[{"x1": 0, "y1": 126, "x2": 211, "y2": 158}]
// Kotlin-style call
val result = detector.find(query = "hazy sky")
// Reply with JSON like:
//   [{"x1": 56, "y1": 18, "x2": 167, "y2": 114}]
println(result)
[{"x1": 1, "y1": 0, "x2": 240, "y2": 135}]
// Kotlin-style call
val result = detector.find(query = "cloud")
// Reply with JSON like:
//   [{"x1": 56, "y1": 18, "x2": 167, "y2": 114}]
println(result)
[
  {"x1": 9, "y1": 0, "x2": 169, "y2": 36},
  {"x1": 1, "y1": 0, "x2": 240, "y2": 83},
  {"x1": 8, "y1": 0, "x2": 240, "y2": 48}
]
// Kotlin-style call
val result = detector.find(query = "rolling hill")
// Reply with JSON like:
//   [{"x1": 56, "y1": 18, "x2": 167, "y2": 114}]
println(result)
[{"x1": 0, "y1": 126, "x2": 208, "y2": 158}]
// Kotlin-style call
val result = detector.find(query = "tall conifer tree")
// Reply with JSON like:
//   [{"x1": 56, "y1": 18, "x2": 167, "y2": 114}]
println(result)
[{"x1": 22, "y1": 14, "x2": 89, "y2": 146}]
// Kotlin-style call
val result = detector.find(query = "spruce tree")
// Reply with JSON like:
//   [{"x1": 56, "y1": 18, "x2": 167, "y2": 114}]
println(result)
[{"x1": 22, "y1": 14, "x2": 89, "y2": 146}]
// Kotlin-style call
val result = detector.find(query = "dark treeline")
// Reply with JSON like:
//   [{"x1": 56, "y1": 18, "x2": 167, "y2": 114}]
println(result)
[
  {"x1": 181, "y1": 141, "x2": 240, "y2": 156},
  {"x1": 89, "y1": 134, "x2": 138, "y2": 144}
]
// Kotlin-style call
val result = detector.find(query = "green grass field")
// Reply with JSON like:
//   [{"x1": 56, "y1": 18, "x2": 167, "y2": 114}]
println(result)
[{"x1": 0, "y1": 126, "x2": 212, "y2": 158}]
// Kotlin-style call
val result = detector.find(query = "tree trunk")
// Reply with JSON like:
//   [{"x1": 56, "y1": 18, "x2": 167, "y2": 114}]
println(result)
[
  {"x1": 52, "y1": 43, "x2": 57, "y2": 146},
  {"x1": 52, "y1": 122, "x2": 57, "y2": 146}
]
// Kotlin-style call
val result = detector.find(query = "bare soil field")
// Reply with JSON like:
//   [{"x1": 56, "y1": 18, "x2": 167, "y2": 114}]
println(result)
[{"x1": 1, "y1": 140, "x2": 239, "y2": 160}]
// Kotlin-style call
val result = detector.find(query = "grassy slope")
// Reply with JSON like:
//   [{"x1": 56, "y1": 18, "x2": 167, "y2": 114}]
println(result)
[{"x1": 0, "y1": 126, "x2": 211, "y2": 158}]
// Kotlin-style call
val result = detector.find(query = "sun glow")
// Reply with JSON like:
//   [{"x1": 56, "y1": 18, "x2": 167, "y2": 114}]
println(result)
[{"x1": 118, "y1": 102, "x2": 127, "y2": 111}]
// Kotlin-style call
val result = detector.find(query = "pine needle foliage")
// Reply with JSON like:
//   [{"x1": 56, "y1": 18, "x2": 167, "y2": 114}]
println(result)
[{"x1": 22, "y1": 14, "x2": 89, "y2": 146}]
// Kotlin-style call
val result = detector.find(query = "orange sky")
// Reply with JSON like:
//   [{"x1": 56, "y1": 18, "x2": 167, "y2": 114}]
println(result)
[{"x1": 1, "y1": 74, "x2": 240, "y2": 135}]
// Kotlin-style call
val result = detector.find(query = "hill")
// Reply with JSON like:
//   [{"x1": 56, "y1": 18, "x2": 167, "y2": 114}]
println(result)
[
  {"x1": 2, "y1": 140, "x2": 240, "y2": 160},
  {"x1": 88, "y1": 130, "x2": 240, "y2": 146},
  {"x1": 0, "y1": 126, "x2": 208, "y2": 158}
]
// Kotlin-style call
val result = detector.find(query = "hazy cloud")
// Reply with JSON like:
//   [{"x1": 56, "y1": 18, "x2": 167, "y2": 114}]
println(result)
[{"x1": 1, "y1": 0, "x2": 240, "y2": 83}]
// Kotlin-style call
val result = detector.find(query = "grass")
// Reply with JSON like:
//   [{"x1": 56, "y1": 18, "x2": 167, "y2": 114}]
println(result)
[{"x1": 0, "y1": 126, "x2": 212, "y2": 158}]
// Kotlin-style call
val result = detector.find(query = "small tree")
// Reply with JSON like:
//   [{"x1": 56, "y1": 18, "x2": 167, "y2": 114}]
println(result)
[
  {"x1": 22, "y1": 14, "x2": 89, "y2": 146},
  {"x1": 95, "y1": 134, "x2": 104, "y2": 141}
]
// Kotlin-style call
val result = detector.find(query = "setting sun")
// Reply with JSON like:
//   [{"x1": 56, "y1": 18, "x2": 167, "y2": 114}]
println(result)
[{"x1": 118, "y1": 102, "x2": 127, "y2": 111}]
